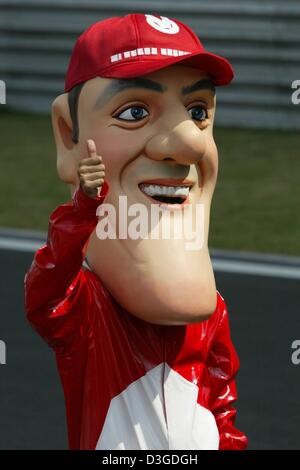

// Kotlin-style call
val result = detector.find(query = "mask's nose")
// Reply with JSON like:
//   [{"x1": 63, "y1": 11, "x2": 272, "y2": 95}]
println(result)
[{"x1": 144, "y1": 119, "x2": 207, "y2": 166}]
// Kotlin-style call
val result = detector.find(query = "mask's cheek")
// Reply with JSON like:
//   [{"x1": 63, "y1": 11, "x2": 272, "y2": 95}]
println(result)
[
  {"x1": 197, "y1": 137, "x2": 218, "y2": 194},
  {"x1": 81, "y1": 123, "x2": 146, "y2": 184}
]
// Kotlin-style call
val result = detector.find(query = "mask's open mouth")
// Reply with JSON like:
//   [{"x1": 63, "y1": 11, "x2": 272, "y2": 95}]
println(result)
[{"x1": 139, "y1": 181, "x2": 193, "y2": 205}]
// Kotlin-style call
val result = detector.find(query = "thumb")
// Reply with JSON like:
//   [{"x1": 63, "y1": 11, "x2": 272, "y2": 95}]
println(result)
[{"x1": 87, "y1": 139, "x2": 97, "y2": 158}]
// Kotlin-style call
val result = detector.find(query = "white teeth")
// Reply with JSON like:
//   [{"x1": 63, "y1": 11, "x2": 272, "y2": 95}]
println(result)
[{"x1": 140, "y1": 184, "x2": 189, "y2": 197}]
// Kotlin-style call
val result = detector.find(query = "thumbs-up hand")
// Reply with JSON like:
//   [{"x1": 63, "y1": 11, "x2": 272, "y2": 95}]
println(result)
[{"x1": 78, "y1": 139, "x2": 105, "y2": 198}]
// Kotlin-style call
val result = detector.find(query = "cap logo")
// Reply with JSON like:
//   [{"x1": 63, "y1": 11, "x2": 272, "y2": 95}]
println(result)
[{"x1": 145, "y1": 15, "x2": 180, "y2": 35}]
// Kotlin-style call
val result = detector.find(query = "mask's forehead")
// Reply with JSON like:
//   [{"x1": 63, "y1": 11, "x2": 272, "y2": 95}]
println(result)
[{"x1": 79, "y1": 65, "x2": 214, "y2": 114}]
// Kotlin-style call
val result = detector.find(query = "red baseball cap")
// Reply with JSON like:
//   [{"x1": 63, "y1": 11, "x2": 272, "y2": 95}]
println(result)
[{"x1": 64, "y1": 13, "x2": 234, "y2": 92}]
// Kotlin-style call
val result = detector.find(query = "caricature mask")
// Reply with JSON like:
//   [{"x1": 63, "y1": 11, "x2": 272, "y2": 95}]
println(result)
[{"x1": 51, "y1": 14, "x2": 234, "y2": 325}]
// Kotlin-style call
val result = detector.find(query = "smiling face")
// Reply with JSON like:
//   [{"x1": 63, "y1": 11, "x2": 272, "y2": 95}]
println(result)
[{"x1": 53, "y1": 63, "x2": 219, "y2": 324}]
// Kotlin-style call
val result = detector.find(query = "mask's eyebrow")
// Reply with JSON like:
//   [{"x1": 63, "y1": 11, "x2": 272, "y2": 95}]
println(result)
[
  {"x1": 93, "y1": 78, "x2": 167, "y2": 110},
  {"x1": 93, "y1": 77, "x2": 215, "y2": 110},
  {"x1": 182, "y1": 79, "x2": 215, "y2": 96}
]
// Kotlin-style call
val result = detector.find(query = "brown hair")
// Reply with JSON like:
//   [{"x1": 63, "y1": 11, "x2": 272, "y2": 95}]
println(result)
[{"x1": 68, "y1": 82, "x2": 85, "y2": 144}]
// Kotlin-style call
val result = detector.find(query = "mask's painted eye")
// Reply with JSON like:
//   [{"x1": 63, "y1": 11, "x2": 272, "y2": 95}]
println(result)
[
  {"x1": 188, "y1": 106, "x2": 208, "y2": 121},
  {"x1": 116, "y1": 106, "x2": 149, "y2": 121}
]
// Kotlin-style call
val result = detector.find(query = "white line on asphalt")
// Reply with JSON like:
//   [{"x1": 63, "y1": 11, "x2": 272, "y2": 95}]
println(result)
[
  {"x1": 1, "y1": 236, "x2": 300, "y2": 279},
  {"x1": 0, "y1": 238, "x2": 44, "y2": 253},
  {"x1": 212, "y1": 259, "x2": 300, "y2": 280}
]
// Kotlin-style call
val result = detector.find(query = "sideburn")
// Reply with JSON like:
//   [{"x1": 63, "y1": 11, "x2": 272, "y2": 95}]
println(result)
[{"x1": 68, "y1": 82, "x2": 85, "y2": 144}]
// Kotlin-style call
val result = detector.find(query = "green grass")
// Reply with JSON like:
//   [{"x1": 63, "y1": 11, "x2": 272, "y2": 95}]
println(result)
[
  {"x1": 212, "y1": 126, "x2": 300, "y2": 255},
  {"x1": 0, "y1": 110, "x2": 299, "y2": 255}
]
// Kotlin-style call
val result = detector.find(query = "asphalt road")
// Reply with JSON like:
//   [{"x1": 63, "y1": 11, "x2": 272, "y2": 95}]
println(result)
[{"x1": 0, "y1": 246, "x2": 299, "y2": 450}]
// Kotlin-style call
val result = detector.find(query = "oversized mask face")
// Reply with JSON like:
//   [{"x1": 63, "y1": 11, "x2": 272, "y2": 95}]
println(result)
[{"x1": 52, "y1": 64, "x2": 219, "y2": 325}]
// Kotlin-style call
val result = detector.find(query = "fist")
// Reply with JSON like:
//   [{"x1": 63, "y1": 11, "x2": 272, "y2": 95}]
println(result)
[{"x1": 78, "y1": 139, "x2": 105, "y2": 198}]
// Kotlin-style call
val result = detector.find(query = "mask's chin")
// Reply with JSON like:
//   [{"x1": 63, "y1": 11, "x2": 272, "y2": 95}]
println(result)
[
  {"x1": 87, "y1": 235, "x2": 216, "y2": 324},
  {"x1": 86, "y1": 184, "x2": 217, "y2": 325}
]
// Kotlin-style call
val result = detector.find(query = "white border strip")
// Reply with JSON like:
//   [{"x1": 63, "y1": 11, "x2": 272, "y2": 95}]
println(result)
[
  {"x1": 1, "y1": 235, "x2": 300, "y2": 280},
  {"x1": 110, "y1": 47, "x2": 190, "y2": 63}
]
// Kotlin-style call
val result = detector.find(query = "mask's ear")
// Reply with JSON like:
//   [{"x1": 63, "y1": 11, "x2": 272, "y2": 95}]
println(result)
[{"x1": 51, "y1": 93, "x2": 80, "y2": 184}]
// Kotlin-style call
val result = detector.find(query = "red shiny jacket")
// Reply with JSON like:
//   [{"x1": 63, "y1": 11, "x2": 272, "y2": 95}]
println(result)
[{"x1": 24, "y1": 183, "x2": 247, "y2": 450}]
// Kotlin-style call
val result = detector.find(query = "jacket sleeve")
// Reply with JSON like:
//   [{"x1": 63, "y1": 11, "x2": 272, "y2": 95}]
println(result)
[
  {"x1": 24, "y1": 182, "x2": 109, "y2": 352},
  {"x1": 206, "y1": 294, "x2": 248, "y2": 450}
]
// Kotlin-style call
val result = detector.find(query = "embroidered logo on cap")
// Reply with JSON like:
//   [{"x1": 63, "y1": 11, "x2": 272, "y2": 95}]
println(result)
[{"x1": 145, "y1": 15, "x2": 180, "y2": 35}]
